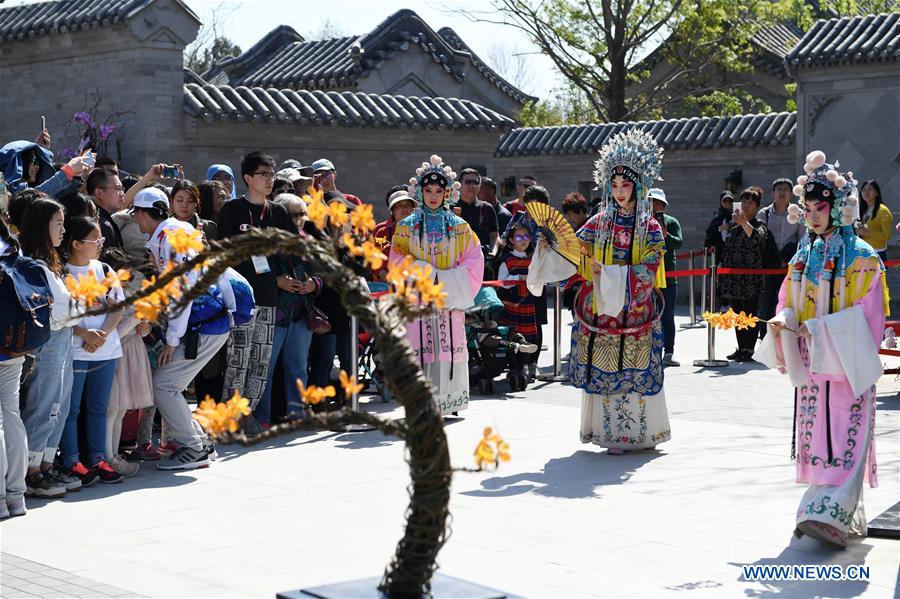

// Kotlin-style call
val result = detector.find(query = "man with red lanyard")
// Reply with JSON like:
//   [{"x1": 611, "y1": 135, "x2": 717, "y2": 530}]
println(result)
[
  {"x1": 216, "y1": 151, "x2": 296, "y2": 431},
  {"x1": 311, "y1": 158, "x2": 363, "y2": 206}
]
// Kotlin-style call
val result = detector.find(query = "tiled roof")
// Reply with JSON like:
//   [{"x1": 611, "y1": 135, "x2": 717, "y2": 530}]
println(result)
[
  {"x1": 754, "y1": 22, "x2": 803, "y2": 58},
  {"x1": 786, "y1": 13, "x2": 899, "y2": 68},
  {"x1": 437, "y1": 27, "x2": 537, "y2": 104},
  {"x1": 494, "y1": 112, "x2": 795, "y2": 157},
  {"x1": 204, "y1": 9, "x2": 533, "y2": 106},
  {"x1": 183, "y1": 84, "x2": 516, "y2": 131},
  {"x1": 0, "y1": 0, "x2": 199, "y2": 42}
]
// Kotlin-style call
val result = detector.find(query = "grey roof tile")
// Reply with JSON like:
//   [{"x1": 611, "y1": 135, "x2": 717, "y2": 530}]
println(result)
[
  {"x1": 494, "y1": 112, "x2": 796, "y2": 157},
  {"x1": 786, "y1": 13, "x2": 899, "y2": 68},
  {"x1": 0, "y1": 0, "x2": 199, "y2": 42},
  {"x1": 203, "y1": 9, "x2": 533, "y2": 107},
  {"x1": 183, "y1": 84, "x2": 516, "y2": 131}
]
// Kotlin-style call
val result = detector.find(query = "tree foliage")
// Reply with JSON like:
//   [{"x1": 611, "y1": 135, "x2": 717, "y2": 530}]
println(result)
[
  {"x1": 185, "y1": 36, "x2": 242, "y2": 75},
  {"x1": 495, "y1": 0, "x2": 897, "y2": 124}
]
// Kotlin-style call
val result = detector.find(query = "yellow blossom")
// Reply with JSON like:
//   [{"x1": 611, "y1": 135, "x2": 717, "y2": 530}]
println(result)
[
  {"x1": 165, "y1": 227, "x2": 204, "y2": 255},
  {"x1": 327, "y1": 201, "x2": 349, "y2": 228},
  {"x1": 296, "y1": 379, "x2": 337, "y2": 405},
  {"x1": 359, "y1": 240, "x2": 387, "y2": 270},
  {"x1": 473, "y1": 426, "x2": 511, "y2": 469},
  {"x1": 702, "y1": 309, "x2": 760, "y2": 331},
  {"x1": 192, "y1": 391, "x2": 254, "y2": 437},
  {"x1": 65, "y1": 271, "x2": 109, "y2": 307},
  {"x1": 306, "y1": 195, "x2": 329, "y2": 230},
  {"x1": 350, "y1": 204, "x2": 376, "y2": 234},
  {"x1": 338, "y1": 370, "x2": 364, "y2": 399}
]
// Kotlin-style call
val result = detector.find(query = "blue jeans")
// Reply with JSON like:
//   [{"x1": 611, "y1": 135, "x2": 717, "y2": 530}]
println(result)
[
  {"x1": 258, "y1": 319, "x2": 313, "y2": 422},
  {"x1": 21, "y1": 328, "x2": 74, "y2": 467},
  {"x1": 309, "y1": 332, "x2": 337, "y2": 387},
  {"x1": 61, "y1": 359, "x2": 118, "y2": 468},
  {"x1": 661, "y1": 283, "x2": 677, "y2": 355}
]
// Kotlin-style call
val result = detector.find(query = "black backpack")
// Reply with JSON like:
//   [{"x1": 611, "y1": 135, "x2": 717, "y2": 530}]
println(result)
[{"x1": 0, "y1": 253, "x2": 52, "y2": 357}]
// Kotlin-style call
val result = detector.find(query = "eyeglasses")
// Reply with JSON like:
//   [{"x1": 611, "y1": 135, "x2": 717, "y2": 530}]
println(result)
[
  {"x1": 101, "y1": 186, "x2": 125, "y2": 193},
  {"x1": 289, "y1": 212, "x2": 307, "y2": 219},
  {"x1": 79, "y1": 237, "x2": 105, "y2": 246},
  {"x1": 252, "y1": 172, "x2": 275, "y2": 179},
  {"x1": 462, "y1": 180, "x2": 480, "y2": 186},
  {"x1": 513, "y1": 234, "x2": 532, "y2": 242}
]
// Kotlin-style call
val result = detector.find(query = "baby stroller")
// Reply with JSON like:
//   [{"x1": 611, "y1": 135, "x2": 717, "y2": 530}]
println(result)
[
  {"x1": 357, "y1": 281, "x2": 390, "y2": 401},
  {"x1": 466, "y1": 286, "x2": 538, "y2": 393}
]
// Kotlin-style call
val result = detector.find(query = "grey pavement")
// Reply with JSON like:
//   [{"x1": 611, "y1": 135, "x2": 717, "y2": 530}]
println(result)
[{"x1": 1, "y1": 310, "x2": 897, "y2": 598}]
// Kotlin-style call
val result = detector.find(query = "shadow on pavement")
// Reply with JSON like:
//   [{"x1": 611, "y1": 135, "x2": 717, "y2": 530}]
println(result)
[
  {"x1": 461, "y1": 449, "x2": 664, "y2": 499},
  {"x1": 875, "y1": 391, "x2": 898, "y2": 412},
  {"x1": 25, "y1": 466, "x2": 197, "y2": 510}
]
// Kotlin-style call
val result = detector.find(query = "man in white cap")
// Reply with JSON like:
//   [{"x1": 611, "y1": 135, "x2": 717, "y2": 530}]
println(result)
[
  {"x1": 131, "y1": 187, "x2": 230, "y2": 470},
  {"x1": 649, "y1": 187, "x2": 683, "y2": 367},
  {"x1": 311, "y1": 158, "x2": 362, "y2": 206}
]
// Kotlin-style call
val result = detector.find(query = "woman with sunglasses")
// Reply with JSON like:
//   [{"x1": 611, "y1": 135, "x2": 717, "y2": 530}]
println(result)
[{"x1": 57, "y1": 216, "x2": 125, "y2": 484}]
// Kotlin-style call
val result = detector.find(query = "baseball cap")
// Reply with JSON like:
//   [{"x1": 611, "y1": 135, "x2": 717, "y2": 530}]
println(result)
[
  {"x1": 388, "y1": 189, "x2": 418, "y2": 211},
  {"x1": 647, "y1": 188, "x2": 667, "y2": 205},
  {"x1": 132, "y1": 187, "x2": 169, "y2": 211},
  {"x1": 311, "y1": 158, "x2": 335, "y2": 173}
]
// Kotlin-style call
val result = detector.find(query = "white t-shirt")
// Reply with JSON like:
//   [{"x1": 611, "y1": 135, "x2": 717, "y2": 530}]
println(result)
[{"x1": 66, "y1": 260, "x2": 124, "y2": 361}]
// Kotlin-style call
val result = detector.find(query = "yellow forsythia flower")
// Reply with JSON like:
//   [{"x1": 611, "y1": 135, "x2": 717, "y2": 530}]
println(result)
[
  {"x1": 296, "y1": 379, "x2": 337, "y2": 405},
  {"x1": 702, "y1": 309, "x2": 760, "y2": 331},
  {"x1": 327, "y1": 201, "x2": 348, "y2": 228},
  {"x1": 65, "y1": 271, "x2": 110, "y2": 308},
  {"x1": 350, "y1": 204, "x2": 376, "y2": 234},
  {"x1": 338, "y1": 370, "x2": 364, "y2": 399},
  {"x1": 165, "y1": 227, "x2": 204, "y2": 255},
  {"x1": 473, "y1": 426, "x2": 511, "y2": 468}
]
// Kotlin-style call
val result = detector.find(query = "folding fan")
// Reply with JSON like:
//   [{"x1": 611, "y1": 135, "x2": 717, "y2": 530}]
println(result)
[{"x1": 525, "y1": 202, "x2": 582, "y2": 265}]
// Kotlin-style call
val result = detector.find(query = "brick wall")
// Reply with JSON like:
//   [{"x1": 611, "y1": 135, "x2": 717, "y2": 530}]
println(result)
[{"x1": 178, "y1": 119, "x2": 503, "y2": 221}]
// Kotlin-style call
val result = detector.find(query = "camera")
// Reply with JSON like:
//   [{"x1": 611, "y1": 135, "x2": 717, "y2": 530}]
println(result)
[{"x1": 162, "y1": 165, "x2": 179, "y2": 178}]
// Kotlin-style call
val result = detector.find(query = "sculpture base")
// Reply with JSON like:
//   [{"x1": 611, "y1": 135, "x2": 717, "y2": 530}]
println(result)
[
  {"x1": 279, "y1": 573, "x2": 520, "y2": 598},
  {"x1": 868, "y1": 501, "x2": 900, "y2": 539},
  {"x1": 329, "y1": 423, "x2": 377, "y2": 433},
  {"x1": 693, "y1": 359, "x2": 730, "y2": 368}
]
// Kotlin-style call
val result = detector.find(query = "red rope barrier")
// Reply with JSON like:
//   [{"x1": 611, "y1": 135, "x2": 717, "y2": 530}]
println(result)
[
  {"x1": 665, "y1": 268, "x2": 710, "y2": 278},
  {"x1": 884, "y1": 259, "x2": 900, "y2": 267},
  {"x1": 717, "y1": 267, "x2": 788, "y2": 276},
  {"x1": 879, "y1": 348, "x2": 900, "y2": 357}
]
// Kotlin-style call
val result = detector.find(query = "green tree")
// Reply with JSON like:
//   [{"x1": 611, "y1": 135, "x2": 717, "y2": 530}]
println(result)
[
  {"x1": 185, "y1": 36, "x2": 242, "y2": 75},
  {"x1": 491, "y1": 0, "x2": 896, "y2": 123}
]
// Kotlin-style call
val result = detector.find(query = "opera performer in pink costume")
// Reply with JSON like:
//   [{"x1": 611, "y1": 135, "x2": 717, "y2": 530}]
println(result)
[
  {"x1": 758, "y1": 151, "x2": 889, "y2": 548},
  {"x1": 389, "y1": 155, "x2": 484, "y2": 416}
]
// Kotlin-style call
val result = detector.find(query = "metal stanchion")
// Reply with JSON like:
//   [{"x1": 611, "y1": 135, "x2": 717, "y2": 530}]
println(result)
[
  {"x1": 693, "y1": 252, "x2": 729, "y2": 368},
  {"x1": 680, "y1": 249, "x2": 705, "y2": 329},
  {"x1": 331, "y1": 313, "x2": 376, "y2": 431},
  {"x1": 538, "y1": 284, "x2": 568, "y2": 382},
  {"x1": 700, "y1": 249, "x2": 708, "y2": 318}
]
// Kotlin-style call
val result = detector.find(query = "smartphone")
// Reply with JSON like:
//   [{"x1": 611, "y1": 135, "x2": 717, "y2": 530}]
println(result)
[
  {"x1": 41, "y1": 115, "x2": 46, "y2": 131},
  {"x1": 162, "y1": 165, "x2": 179, "y2": 178},
  {"x1": 82, "y1": 151, "x2": 96, "y2": 168}
]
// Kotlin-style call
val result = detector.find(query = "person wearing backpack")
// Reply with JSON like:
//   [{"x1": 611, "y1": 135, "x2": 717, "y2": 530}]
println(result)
[
  {"x1": 131, "y1": 188, "x2": 237, "y2": 470},
  {"x1": 19, "y1": 198, "x2": 85, "y2": 498},
  {"x1": 0, "y1": 213, "x2": 49, "y2": 519},
  {"x1": 58, "y1": 216, "x2": 125, "y2": 485}
]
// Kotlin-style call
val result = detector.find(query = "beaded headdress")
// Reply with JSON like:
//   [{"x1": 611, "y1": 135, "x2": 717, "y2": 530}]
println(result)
[
  {"x1": 407, "y1": 155, "x2": 461, "y2": 208},
  {"x1": 590, "y1": 129, "x2": 664, "y2": 250},
  {"x1": 788, "y1": 150, "x2": 859, "y2": 229}
]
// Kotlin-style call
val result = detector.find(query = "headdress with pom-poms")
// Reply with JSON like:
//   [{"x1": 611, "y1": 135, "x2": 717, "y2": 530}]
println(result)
[
  {"x1": 788, "y1": 150, "x2": 860, "y2": 286},
  {"x1": 788, "y1": 150, "x2": 859, "y2": 230},
  {"x1": 590, "y1": 128, "x2": 664, "y2": 252},
  {"x1": 406, "y1": 154, "x2": 461, "y2": 209}
]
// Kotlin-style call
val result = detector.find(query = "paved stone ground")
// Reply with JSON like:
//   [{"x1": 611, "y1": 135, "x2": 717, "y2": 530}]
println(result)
[{"x1": 1, "y1": 311, "x2": 897, "y2": 598}]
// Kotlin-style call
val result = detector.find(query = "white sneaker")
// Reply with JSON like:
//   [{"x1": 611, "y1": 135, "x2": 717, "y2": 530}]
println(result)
[
  {"x1": 109, "y1": 455, "x2": 140, "y2": 478},
  {"x1": 6, "y1": 496, "x2": 26, "y2": 518}
]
